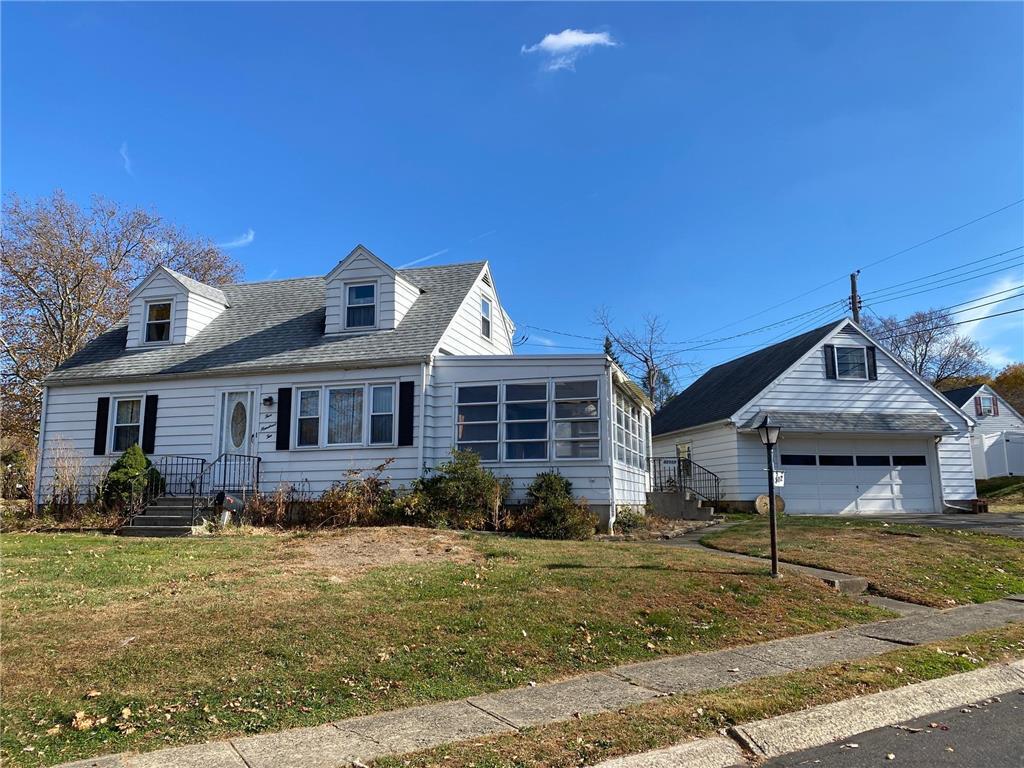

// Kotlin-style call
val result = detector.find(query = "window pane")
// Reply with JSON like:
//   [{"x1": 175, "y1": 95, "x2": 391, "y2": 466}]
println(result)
[
  {"x1": 506, "y1": 383, "x2": 547, "y2": 401},
  {"x1": 458, "y1": 404, "x2": 497, "y2": 422},
  {"x1": 348, "y1": 284, "x2": 375, "y2": 304},
  {"x1": 555, "y1": 401, "x2": 598, "y2": 419},
  {"x1": 116, "y1": 399, "x2": 141, "y2": 425},
  {"x1": 856, "y1": 455, "x2": 890, "y2": 466},
  {"x1": 554, "y1": 420, "x2": 599, "y2": 439},
  {"x1": 457, "y1": 423, "x2": 498, "y2": 442},
  {"x1": 819, "y1": 455, "x2": 854, "y2": 466},
  {"x1": 370, "y1": 414, "x2": 393, "y2": 444},
  {"x1": 556, "y1": 440, "x2": 599, "y2": 459},
  {"x1": 327, "y1": 388, "x2": 363, "y2": 444},
  {"x1": 893, "y1": 455, "x2": 927, "y2": 466},
  {"x1": 555, "y1": 380, "x2": 598, "y2": 400},
  {"x1": 506, "y1": 442, "x2": 546, "y2": 460},
  {"x1": 347, "y1": 305, "x2": 375, "y2": 328},
  {"x1": 297, "y1": 417, "x2": 319, "y2": 447},
  {"x1": 506, "y1": 402, "x2": 546, "y2": 421},
  {"x1": 481, "y1": 299, "x2": 491, "y2": 318},
  {"x1": 114, "y1": 425, "x2": 140, "y2": 452},
  {"x1": 836, "y1": 347, "x2": 867, "y2": 378},
  {"x1": 146, "y1": 321, "x2": 170, "y2": 342},
  {"x1": 481, "y1": 316, "x2": 491, "y2": 338},
  {"x1": 506, "y1": 422, "x2": 547, "y2": 440},
  {"x1": 458, "y1": 386, "x2": 498, "y2": 404},
  {"x1": 781, "y1": 454, "x2": 816, "y2": 466},
  {"x1": 371, "y1": 385, "x2": 393, "y2": 414},
  {"x1": 459, "y1": 442, "x2": 498, "y2": 461},
  {"x1": 147, "y1": 302, "x2": 171, "y2": 321},
  {"x1": 299, "y1": 390, "x2": 319, "y2": 417}
]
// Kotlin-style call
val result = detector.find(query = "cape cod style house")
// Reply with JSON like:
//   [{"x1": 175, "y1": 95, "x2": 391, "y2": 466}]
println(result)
[
  {"x1": 35, "y1": 246, "x2": 653, "y2": 531},
  {"x1": 651, "y1": 319, "x2": 977, "y2": 515},
  {"x1": 941, "y1": 383, "x2": 1024, "y2": 479}
]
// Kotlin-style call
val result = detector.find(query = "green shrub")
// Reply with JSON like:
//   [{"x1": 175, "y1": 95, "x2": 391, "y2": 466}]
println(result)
[
  {"x1": 411, "y1": 450, "x2": 511, "y2": 530},
  {"x1": 614, "y1": 506, "x2": 647, "y2": 534},
  {"x1": 101, "y1": 445, "x2": 162, "y2": 509},
  {"x1": 512, "y1": 471, "x2": 597, "y2": 540}
]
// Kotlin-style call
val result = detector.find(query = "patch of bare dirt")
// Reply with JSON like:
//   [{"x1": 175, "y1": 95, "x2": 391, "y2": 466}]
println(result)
[{"x1": 291, "y1": 526, "x2": 482, "y2": 582}]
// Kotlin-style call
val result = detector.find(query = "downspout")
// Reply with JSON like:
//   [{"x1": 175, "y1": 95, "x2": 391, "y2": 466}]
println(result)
[
  {"x1": 33, "y1": 385, "x2": 49, "y2": 510},
  {"x1": 606, "y1": 363, "x2": 617, "y2": 534},
  {"x1": 417, "y1": 359, "x2": 431, "y2": 476}
]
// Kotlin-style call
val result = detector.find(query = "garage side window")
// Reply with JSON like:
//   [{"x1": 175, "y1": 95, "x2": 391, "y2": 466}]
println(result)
[{"x1": 781, "y1": 454, "x2": 816, "y2": 466}]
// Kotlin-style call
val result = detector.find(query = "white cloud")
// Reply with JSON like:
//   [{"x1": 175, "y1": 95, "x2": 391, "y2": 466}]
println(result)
[
  {"x1": 958, "y1": 276, "x2": 1024, "y2": 366},
  {"x1": 398, "y1": 248, "x2": 448, "y2": 269},
  {"x1": 218, "y1": 228, "x2": 255, "y2": 249},
  {"x1": 528, "y1": 334, "x2": 558, "y2": 348},
  {"x1": 521, "y1": 28, "x2": 618, "y2": 72},
  {"x1": 119, "y1": 142, "x2": 133, "y2": 176}
]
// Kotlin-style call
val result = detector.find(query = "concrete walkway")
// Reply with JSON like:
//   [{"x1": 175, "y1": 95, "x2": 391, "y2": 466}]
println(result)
[{"x1": 61, "y1": 598, "x2": 1024, "y2": 768}]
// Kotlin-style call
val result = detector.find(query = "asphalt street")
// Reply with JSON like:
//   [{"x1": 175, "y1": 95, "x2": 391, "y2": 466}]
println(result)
[{"x1": 762, "y1": 692, "x2": 1024, "y2": 767}]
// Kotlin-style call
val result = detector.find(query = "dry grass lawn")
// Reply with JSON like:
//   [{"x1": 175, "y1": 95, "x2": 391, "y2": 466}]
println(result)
[
  {"x1": 1, "y1": 527, "x2": 887, "y2": 767},
  {"x1": 704, "y1": 516, "x2": 1024, "y2": 607}
]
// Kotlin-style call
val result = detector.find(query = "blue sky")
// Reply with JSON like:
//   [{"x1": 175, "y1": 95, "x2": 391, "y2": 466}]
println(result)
[{"x1": 4, "y1": 2, "x2": 1022, "y2": 383}]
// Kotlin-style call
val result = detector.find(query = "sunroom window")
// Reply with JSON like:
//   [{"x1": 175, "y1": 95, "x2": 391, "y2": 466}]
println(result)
[
  {"x1": 554, "y1": 380, "x2": 599, "y2": 459},
  {"x1": 505, "y1": 383, "x2": 548, "y2": 460},
  {"x1": 345, "y1": 283, "x2": 376, "y2": 329},
  {"x1": 145, "y1": 301, "x2": 172, "y2": 343},
  {"x1": 456, "y1": 385, "x2": 499, "y2": 461}
]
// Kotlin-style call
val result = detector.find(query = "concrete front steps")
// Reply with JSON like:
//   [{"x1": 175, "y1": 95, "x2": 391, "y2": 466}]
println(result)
[
  {"x1": 647, "y1": 490, "x2": 717, "y2": 521},
  {"x1": 118, "y1": 495, "x2": 197, "y2": 537}
]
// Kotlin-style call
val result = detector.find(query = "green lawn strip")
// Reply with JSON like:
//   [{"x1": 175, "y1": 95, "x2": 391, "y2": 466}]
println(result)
[
  {"x1": 977, "y1": 477, "x2": 1024, "y2": 498},
  {"x1": 376, "y1": 622, "x2": 1024, "y2": 768},
  {"x1": 702, "y1": 516, "x2": 1024, "y2": 607},
  {"x1": 0, "y1": 531, "x2": 887, "y2": 768}
]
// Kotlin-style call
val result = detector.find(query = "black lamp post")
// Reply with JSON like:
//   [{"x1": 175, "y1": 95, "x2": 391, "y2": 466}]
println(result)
[{"x1": 756, "y1": 415, "x2": 782, "y2": 578}]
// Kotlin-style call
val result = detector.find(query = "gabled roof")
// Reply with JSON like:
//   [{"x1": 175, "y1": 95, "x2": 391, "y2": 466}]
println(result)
[
  {"x1": 46, "y1": 261, "x2": 485, "y2": 385},
  {"x1": 653, "y1": 321, "x2": 843, "y2": 435},
  {"x1": 325, "y1": 244, "x2": 419, "y2": 289},
  {"x1": 128, "y1": 265, "x2": 229, "y2": 306},
  {"x1": 940, "y1": 384, "x2": 984, "y2": 408}
]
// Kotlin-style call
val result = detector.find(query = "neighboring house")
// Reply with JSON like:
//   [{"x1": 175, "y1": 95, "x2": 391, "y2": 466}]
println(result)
[
  {"x1": 652, "y1": 319, "x2": 976, "y2": 515},
  {"x1": 941, "y1": 384, "x2": 1024, "y2": 479},
  {"x1": 34, "y1": 246, "x2": 652, "y2": 530}
]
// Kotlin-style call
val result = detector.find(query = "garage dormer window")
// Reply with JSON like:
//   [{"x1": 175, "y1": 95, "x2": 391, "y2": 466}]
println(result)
[
  {"x1": 834, "y1": 346, "x2": 868, "y2": 379},
  {"x1": 144, "y1": 301, "x2": 172, "y2": 343},
  {"x1": 481, "y1": 297, "x2": 492, "y2": 339},
  {"x1": 979, "y1": 395, "x2": 995, "y2": 415},
  {"x1": 345, "y1": 283, "x2": 376, "y2": 329}
]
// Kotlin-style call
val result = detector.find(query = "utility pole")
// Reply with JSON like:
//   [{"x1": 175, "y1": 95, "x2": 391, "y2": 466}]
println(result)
[{"x1": 849, "y1": 271, "x2": 861, "y2": 323}]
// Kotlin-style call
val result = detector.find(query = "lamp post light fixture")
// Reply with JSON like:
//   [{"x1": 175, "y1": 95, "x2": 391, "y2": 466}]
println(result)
[{"x1": 756, "y1": 415, "x2": 782, "y2": 578}]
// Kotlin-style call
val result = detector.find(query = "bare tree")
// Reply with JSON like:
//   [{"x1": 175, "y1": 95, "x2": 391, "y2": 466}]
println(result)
[
  {"x1": 595, "y1": 309, "x2": 688, "y2": 409},
  {"x1": 863, "y1": 308, "x2": 991, "y2": 387},
  {"x1": 1, "y1": 190, "x2": 243, "y2": 442}
]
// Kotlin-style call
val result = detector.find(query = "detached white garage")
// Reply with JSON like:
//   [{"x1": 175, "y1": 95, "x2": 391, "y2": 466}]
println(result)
[{"x1": 652, "y1": 319, "x2": 977, "y2": 515}]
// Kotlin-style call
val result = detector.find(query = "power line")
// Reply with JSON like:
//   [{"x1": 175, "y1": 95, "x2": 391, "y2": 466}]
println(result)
[
  {"x1": 857, "y1": 260, "x2": 1024, "y2": 306},
  {"x1": 860, "y1": 250, "x2": 1023, "y2": 301},
  {"x1": 519, "y1": 324, "x2": 603, "y2": 342},
  {"x1": 873, "y1": 307, "x2": 1024, "y2": 341},
  {"x1": 866, "y1": 283, "x2": 1024, "y2": 312},
  {"x1": 867, "y1": 293, "x2": 1024, "y2": 331},
  {"x1": 859, "y1": 246, "x2": 1024, "y2": 298}
]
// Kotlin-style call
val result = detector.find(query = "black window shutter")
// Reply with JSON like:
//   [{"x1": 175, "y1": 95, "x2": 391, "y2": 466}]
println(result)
[
  {"x1": 398, "y1": 381, "x2": 415, "y2": 447},
  {"x1": 276, "y1": 388, "x2": 292, "y2": 450},
  {"x1": 823, "y1": 344, "x2": 837, "y2": 379},
  {"x1": 866, "y1": 346, "x2": 878, "y2": 380},
  {"x1": 93, "y1": 397, "x2": 110, "y2": 455},
  {"x1": 142, "y1": 394, "x2": 159, "y2": 454}
]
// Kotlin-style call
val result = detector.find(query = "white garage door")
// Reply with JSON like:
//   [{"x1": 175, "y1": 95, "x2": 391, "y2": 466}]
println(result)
[{"x1": 777, "y1": 437, "x2": 936, "y2": 515}]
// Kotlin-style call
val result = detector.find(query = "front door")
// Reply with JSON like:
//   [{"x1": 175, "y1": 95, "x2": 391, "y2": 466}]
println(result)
[{"x1": 220, "y1": 391, "x2": 255, "y2": 454}]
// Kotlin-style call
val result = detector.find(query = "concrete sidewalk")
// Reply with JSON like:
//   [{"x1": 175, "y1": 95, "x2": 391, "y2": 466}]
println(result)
[{"x1": 61, "y1": 597, "x2": 1024, "y2": 768}]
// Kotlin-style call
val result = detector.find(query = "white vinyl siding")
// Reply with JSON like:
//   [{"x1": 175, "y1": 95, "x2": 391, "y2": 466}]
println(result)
[
  {"x1": 435, "y1": 270, "x2": 514, "y2": 355},
  {"x1": 966, "y1": 386, "x2": 1024, "y2": 433},
  {"x1": 126, "y1": 270, "x2": 226, "y2": 347},
  {"x1": 324, "y1": 249, "x2": 420, "y2": 334}
]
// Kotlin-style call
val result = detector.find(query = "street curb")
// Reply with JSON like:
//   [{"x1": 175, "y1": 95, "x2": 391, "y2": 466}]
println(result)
[
  {"x1": 728, "y1": 660, "x2": 1024, "y2": 759},
  {"x1": 589, "y1": 736, "x2": 745, "y2": 768}
]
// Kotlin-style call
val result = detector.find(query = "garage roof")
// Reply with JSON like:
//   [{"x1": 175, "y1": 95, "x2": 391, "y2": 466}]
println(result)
[{"x1": 737, "y1": 410, "x2": 957, "y2": 434}]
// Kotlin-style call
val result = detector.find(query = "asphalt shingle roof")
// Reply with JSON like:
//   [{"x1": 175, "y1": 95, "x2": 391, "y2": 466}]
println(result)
[
  {"x1": 940, "y1": 385, "x2": 982, "y2": 409},
  {"x1": 46, "y1": 261, "x2": 485, "y2": 385},
  {"x1": 162, "y1": 266, "x2": 229, "y2": 305},
  {"x1": 652, "y1": 321, "x2": 843, "y2": 435},
  {"x1": 737, "y1": 410, "x2": 956, "y2": 434}
]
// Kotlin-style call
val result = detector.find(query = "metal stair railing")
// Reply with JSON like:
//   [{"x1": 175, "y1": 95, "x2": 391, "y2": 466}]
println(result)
[
  {"x1": 648, "y1": 457, "x2": 720, "y2": 506},
  {"x1": 127, "y1": 455, "x2": 207, "y2": 526},
  {"x1": 189, "y1": 453, "x2": 261, "y2": 525}
]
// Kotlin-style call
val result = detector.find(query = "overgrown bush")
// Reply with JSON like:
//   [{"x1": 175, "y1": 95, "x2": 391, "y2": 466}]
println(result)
[
  {"x1": 410, "y1": 450, "x2": 511, "y2": 530},
  {"x1": 512, "y1": 471, "x2": 597, "y2": 540},
  {"x1": 246, "y1": 481, "x2": 308, "y2": 527},
  {"x1": 308, "y1": 460, "x2": 397, "y2": 528},
  {"x1": 101, "y1": 445, "x2": 162, "y2": 510},
  {"x1": 614, "y1": 506, "x2": 647, "y2": 534},
  {"x1": 1, "y1": 448, "x2": 33, "y2": 500}
]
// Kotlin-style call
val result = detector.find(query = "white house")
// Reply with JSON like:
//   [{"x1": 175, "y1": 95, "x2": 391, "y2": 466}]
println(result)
[
  {"x1": 35, "y1": 246, "x2": 652, "y2": 531},
  {"x1": 652, "y1": 319, "x2": 976, "y2": 515},
  {"x1": 941, "y1": 384, "x2": 1024, "y2": 479}
]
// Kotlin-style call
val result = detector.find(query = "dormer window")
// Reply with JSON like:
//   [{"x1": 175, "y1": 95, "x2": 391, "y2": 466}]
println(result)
[
  {"x1": 481, "y1": 298, "x2": 492, "y2": 339},
  {"x1": 145, "y1": 301, "x2": 172, "y2": 343},
  {"x1": 345, "y1": 283, "x2": 376, "y2": 329},
  {"x1": 834, "y1": 346, "x2": 868, "y2": 380}
]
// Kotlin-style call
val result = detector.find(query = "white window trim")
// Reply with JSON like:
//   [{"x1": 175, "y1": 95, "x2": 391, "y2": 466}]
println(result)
[
  {"x1": 292, "y1": 381, "x2": 398, "y2": 449},
  {"x1": 343, "y1": 280, "x2": 379, "y2": 331},
  {"x1": 109, "y1": 394, "x2": 145, "y2": 455},
  {"x1": 452, "y1": 377, "x2": 603, "y2": 464},
  {"x1": 481, "y1": 297, "x2": 492, "y2": 340},
  {"x1": 503, "y1": 381, "x2": 549, "y2": 462},
  {"x1": 143, "y1": 298, "x2": 175, "y2": 345},
  {"x1": 553, "y1": 379, "x2": 601, "y2": 461},
  {"x1": 613, "y1": 389, "x2": 646, "y2": 470},
  {"x1": 834, "y1": 345, "x2": 869, "y2": 380},
  {"x1": 455, "y1": 383, "x2": 500, "y2": 462},
  {"x1": 979, "y1": 395, "x2": 995, "y2": 416}
]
